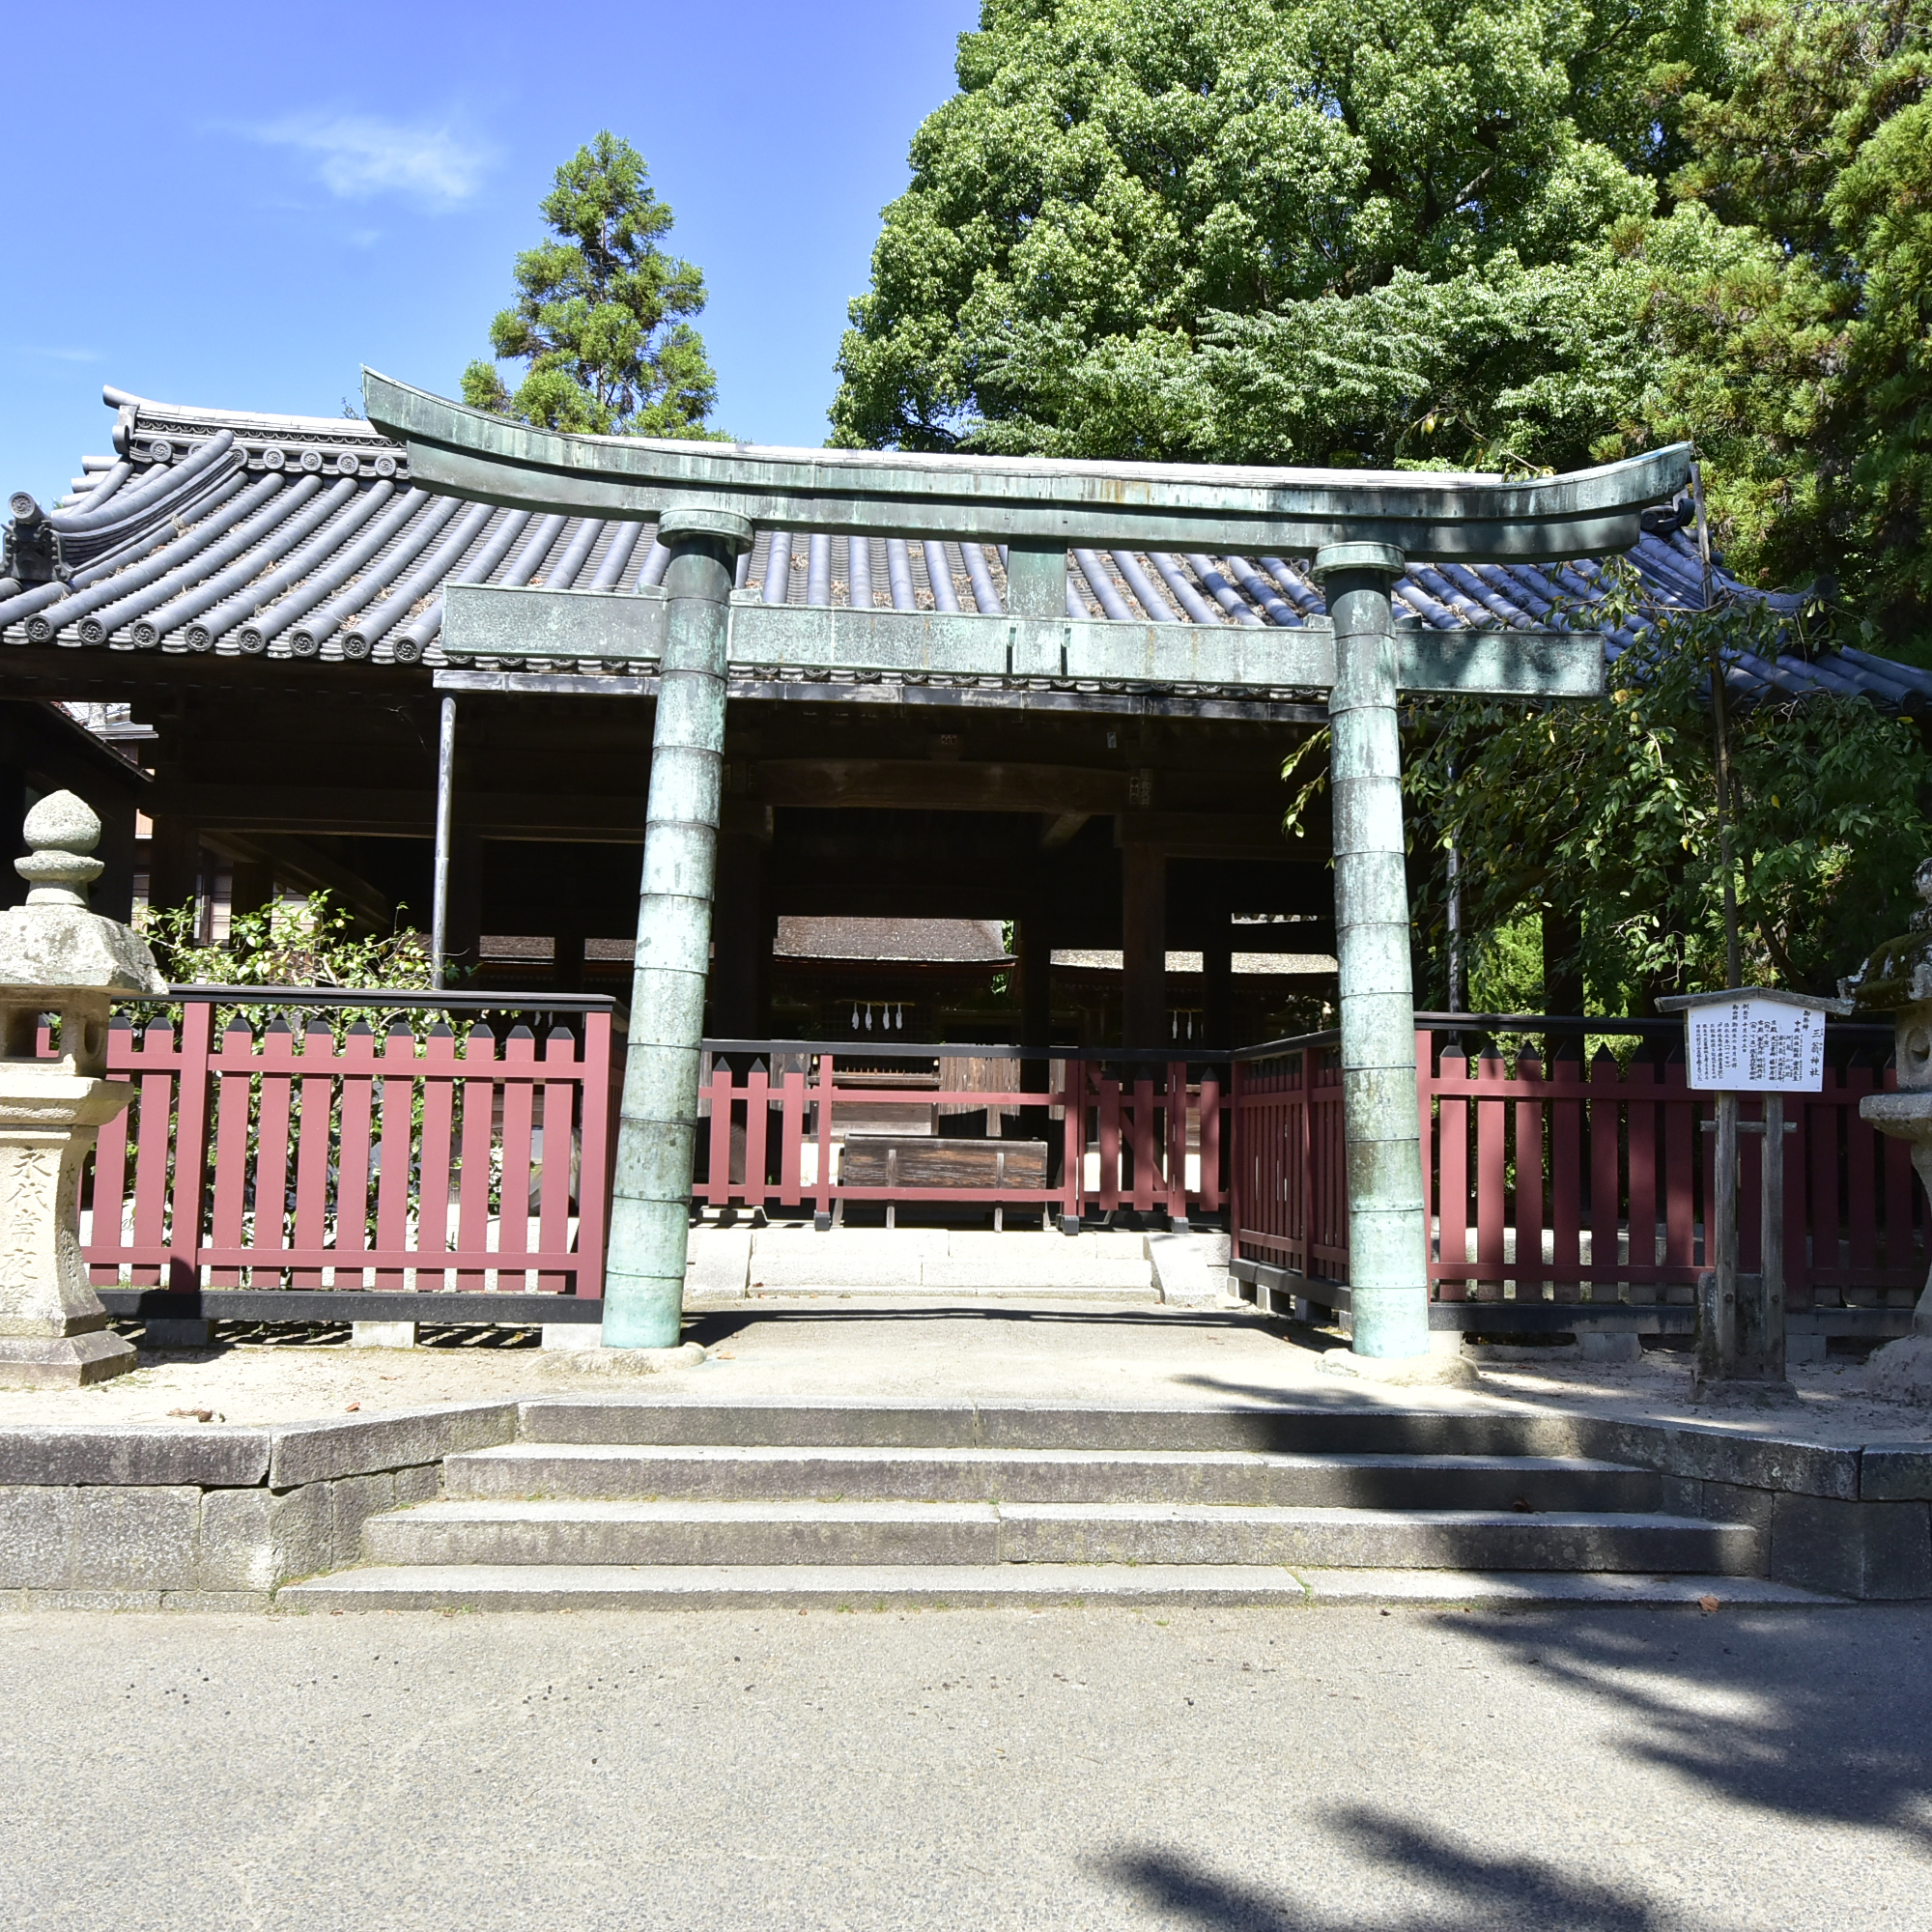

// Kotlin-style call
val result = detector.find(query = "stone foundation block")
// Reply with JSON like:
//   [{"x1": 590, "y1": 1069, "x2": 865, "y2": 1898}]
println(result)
[
  {"x1": 1771, "y1": 1492, "x2": 1932, "y2": 1599},
  {"x1": 197, "y1": 1483, "x2": 330, "y2": 1593},
  {"x1": 1862, "y1": 1447, "x2": 1932, "y2": 1502},
  {"x1": 1578, "y1": 1333, "x2": 1642, "y2": 1363},
  {"x1": 0, "y1": 1486, "x2": 76, "y2": 1588},
  {"x1": 328, "y1": 1472, "x2": 398, "y2": 1568},
  {"x1": 71, "y1": 1485, "x2": 199, "y2": 1590},
  {"x1": 351, "y1": 1321, "x2": 417, "y2": 1349},
  {"x1": 267, "y1": 1404, "x2": 519, "y2": 1488},
  {"x1": 143, "y1": 1319, "x2": 214, "y2": 1348},
  {"x1": 0, "y1": 1425, "x2": 270, "y2": 1489},
  {"x1": 9, "y1": 1588, "x2": 165, "y2": 1611},
  {"x1": 394, "y1": 1463, "x2": 440, "y2": 1508}
]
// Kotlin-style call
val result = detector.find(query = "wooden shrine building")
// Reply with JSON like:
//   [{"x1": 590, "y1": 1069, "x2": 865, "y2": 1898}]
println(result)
[{"x1": 5, "y1": 384, "x2": 1927, "y2": 1052}]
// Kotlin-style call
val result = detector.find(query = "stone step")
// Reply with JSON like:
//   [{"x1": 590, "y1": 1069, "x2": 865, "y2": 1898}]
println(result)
[
  {"x1": 515, "y1": 1400, "x2": 1589, "y2": 1456},
  {"x1": 280, "y1": 1563, "x2": 1831, "y2": 1614},
  {"x1": 443, "y1": 1442, "x2": 1662, "y2": 1513},
  {"x1": 361, "y1": 1498, "x2": 1755, "y2": 1574},
  {"x1": 726, "y1": 1281, "x2": 1161, "y2": 1302}
]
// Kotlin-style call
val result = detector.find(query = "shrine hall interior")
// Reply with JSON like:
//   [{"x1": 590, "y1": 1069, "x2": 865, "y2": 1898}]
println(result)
[{"x1": 0, "y1": 668, "x2": 1343, "y2": 1050}]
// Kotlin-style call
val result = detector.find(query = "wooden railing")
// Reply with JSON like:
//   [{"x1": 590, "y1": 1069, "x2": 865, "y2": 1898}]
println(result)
[
  {"x1": 63, "y1": 989, "x2": 618, "y2": 1314},
  {"x1": 1230, "y1": 1018, "x2": 1922, "y2": 1314},
  {"x1": 693, "y1": 1042, "x2": 1230, "y2": 1227}
]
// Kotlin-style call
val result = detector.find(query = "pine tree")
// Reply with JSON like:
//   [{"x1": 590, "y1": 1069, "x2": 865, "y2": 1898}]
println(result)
[{"x1": 463, "y1": 132, "x2": 723, "y2": 439}]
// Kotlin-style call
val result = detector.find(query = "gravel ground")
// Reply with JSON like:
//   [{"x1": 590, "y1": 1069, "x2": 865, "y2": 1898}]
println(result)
[
  {"x1": 0, "y1": 1300, "x2": 1926, "y2": 1442},
  {"x1": 3, "y1": 1601, "x2": 1927, "y2": 1930}
]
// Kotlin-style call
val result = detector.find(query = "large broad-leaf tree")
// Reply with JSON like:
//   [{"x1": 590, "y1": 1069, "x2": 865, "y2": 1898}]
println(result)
[
  {"x1": 829, "y1": 0, "x2": 1719, "y2": 457},
  {"x1": 464, "y1": 132, "x2": 723, "y2": 439},
  {"x1": 836, "y1": 0, "x2": 1932, "y2": 1013}
]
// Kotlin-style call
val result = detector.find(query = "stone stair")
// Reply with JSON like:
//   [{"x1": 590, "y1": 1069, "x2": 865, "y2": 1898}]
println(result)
[
  {"x1": 279, "y1": 1401, "x2": 1828, "y2": 1611},
  {"x1": 683, "y1": 1226, "x2": 1236, "y2": 1305}
]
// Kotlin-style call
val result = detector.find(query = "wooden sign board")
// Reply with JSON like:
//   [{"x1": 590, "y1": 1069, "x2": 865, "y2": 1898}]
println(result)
[{"x1": 1681, "y1": 997, "x2": 1831, "y2": 1093}]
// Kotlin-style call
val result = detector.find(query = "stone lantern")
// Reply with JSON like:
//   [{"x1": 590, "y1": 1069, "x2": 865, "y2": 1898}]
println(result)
[
  {"x1": 0, "y1": 790, "x2": 166, "y2": 1387},
  {"x1": 1846, "y1": 858, "x2": 1932, "y2": 1386}
]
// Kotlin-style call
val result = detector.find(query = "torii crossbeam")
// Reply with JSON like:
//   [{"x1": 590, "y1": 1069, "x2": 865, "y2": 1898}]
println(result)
[{"x1": 365, "y1": 369, "x2": 1690, "y2": 1357}]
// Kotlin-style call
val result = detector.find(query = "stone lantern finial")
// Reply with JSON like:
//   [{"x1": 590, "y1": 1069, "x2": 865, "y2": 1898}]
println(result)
[{"x1": 15, "y1": 791, "x2": 104, "y2": 908}]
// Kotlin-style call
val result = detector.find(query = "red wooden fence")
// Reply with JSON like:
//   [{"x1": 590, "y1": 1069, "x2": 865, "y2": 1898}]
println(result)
[
  {"x1": 693, "y1": 1051, "x2": 1229, "y2": 1225},
  {"x1": 68, "y1": 999, "x2": 616, "y2": 1298},
  {"x1": 64, "y1": 999, "x2": 1918, "y2": 1320},
  {"x1": 1231, "y1": 1026, "x2": 1922, "y2": 1310}
]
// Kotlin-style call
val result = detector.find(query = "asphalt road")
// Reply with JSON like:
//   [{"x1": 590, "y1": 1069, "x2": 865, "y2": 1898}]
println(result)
[{"x1": 5, "y1": 1604, "x2": 1928, "y2": 1930}]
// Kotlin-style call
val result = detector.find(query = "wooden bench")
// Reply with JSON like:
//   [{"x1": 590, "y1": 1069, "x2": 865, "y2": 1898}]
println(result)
[{"x1": 838, "y1": 1136, "x2": 1049, "y2": 1229}]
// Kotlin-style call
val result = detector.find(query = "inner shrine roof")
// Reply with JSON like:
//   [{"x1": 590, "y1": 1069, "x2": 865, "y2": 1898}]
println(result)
[{"x1": 3, "y1": 385, "x2": 1924, "y2": 717}]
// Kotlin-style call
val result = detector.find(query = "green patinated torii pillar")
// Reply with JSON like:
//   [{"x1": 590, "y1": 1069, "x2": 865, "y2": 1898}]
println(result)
[
  {"x1": 604, "y1": 507, "x2": 750, "y2": 1347},
  {"x1": 1317, "y1": 543, "x2": 1427, "y2": 1357},
  {"x1": 365, "y1": 370, "x2": 1690, "y2": 1355}
]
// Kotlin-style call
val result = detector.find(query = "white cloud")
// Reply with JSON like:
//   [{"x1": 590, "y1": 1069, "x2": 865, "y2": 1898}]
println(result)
[
  {"x1": 21, "y1": 346, "x2": 101, "y2": 363},
  {"x1": 247, "y1": 112, "x2": 492, "y2": 209}
]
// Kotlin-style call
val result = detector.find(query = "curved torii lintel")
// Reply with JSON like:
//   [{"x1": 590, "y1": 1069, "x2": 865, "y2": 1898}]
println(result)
[{"x1": 363, "y1": 369, "x2": 1691, "y2": 563}]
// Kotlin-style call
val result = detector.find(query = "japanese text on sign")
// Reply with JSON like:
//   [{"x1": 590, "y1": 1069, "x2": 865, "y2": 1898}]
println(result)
[{"x1": 1684, "y1": 999, "x2": 1829, "y2": 1092}]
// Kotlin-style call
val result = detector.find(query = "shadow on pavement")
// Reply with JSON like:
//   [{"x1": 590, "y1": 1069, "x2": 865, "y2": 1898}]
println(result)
[
  {"x1": 1107, "y1": 1810, "x2": 1664, "y2": 1928},
  {"x1": 1455, "y1": 1606, "x2": 1932, "y2": 1847}
]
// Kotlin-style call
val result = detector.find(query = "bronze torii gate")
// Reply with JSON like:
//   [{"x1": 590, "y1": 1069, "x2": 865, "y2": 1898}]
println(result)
[{"x1": 364, "y1": 370, "x2": 1690, "y2": 1358}]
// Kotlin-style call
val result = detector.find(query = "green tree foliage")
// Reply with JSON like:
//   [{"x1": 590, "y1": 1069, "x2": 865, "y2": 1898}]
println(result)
[
  {"x1": 1401, "y1": 600, "x2": 1932, "y2": 1007},
  {"x1": 1192, "y1": 250, "x2": 1656, "y2": 470},
  {"x1": 140, "y1": 894, "x2": 435, "y2": 1033},
  {"x1": 463, "y1": 132, "x2": 722, "y2": 439},
  {"x1": 1647, "y1": 0, "x2": 1932, "y2": 650},
  {"x1": 830, "y1": 0, "x2": 1718, "y2": 455}
]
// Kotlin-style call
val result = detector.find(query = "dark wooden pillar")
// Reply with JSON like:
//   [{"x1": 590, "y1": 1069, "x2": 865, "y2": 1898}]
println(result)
[
  {"x1": 1203, "y1": 912, "x2": 1235, "y2": 1050},
  {"x1": 89, "y1": 789, "x2": 136, "y2": 924},
  {"x1": 0, "y1": 759, "x2": 27, "y2": 913},
  {"x1": 1015, "y1": 905, "x2": 1054, "y2": 1150},
  {"x1": 229, "y1": 856, "x2": 276, "y2": 923},
  {"x1": 709, "y1": 830, "x2": 766, "y2": 1040},
  {"x1": 146, "y1": 816, "x2": 203, "y2": 923},
  {"x1": 1017, "y1": 911, "x2": 1052, "y2": 1055},
  {"x1": 1122, "y1": 841, "x2": 1167, "y2": 1049}
]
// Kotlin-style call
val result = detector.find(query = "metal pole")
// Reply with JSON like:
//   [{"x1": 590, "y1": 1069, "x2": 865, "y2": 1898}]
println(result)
[
  {"x1": 603, "y1": 505, "x2": 751, "y2": 1349},
  {"x1": 1314, "y1": 542, "x2": 1430, "y2": 1359},
  {"x1": 430, "y1": 696, "x2": 456, "y2": 991}
]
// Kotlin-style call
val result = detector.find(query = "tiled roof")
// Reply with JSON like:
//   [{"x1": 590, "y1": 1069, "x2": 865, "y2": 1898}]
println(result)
[
  {"x1": 3, "y1": 386, "x2": 1926, "y2": 714},
  {"x1": 776, "y1": 918, "x2": 1010, "y2": 963}
]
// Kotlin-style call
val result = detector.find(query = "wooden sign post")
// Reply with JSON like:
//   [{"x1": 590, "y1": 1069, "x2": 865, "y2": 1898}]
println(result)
[{"x1": 1659, "y1": 987, "x2": 1851, "y2": 1387}]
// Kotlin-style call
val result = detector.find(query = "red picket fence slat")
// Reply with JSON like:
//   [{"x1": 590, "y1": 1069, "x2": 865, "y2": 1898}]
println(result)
[
  {"x1": 68, "y1": 997, "x2": 612, "y2": 1301},
  {"x1": 1230, "y1": 1026, "x2": 1922, "y2": 1307},
  {"x1": 690, "y1": 1051, "x2": 1228, "y2": 1225}
]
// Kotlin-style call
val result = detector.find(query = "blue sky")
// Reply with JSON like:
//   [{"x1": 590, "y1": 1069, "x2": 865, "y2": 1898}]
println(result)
[{"x1": 0, "y1": 1, "x2": 975, "y2": 503}]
